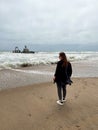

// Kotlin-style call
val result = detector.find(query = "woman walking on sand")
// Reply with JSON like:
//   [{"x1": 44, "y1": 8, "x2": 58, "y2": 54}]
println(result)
[{"x1": 53, "y1": 52, "x2": 72, "y2": 105}]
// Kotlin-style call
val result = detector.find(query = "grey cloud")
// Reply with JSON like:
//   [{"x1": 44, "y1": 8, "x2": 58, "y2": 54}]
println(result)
[{"x1": 0, "y1": 0, "x2": 98, "y2": 45}]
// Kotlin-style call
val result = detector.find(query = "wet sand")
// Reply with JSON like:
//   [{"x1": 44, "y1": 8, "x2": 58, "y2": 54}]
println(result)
[
  {"x1": 0, "y1": 62, "x2": 98, "y2": 90},
  {"x1": 0, "y1": 78, "x2": 98, "y2": 130}
]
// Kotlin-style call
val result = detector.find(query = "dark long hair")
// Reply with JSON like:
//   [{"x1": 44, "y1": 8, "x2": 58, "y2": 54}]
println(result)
[{"x1": 59, "y1": 52, "x2": 68, "y2": 67}]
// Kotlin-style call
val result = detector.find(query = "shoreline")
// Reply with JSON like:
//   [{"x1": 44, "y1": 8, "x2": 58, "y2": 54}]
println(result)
[{"x1": 0, "y1": 62, "x2": 98, "y2": 91}]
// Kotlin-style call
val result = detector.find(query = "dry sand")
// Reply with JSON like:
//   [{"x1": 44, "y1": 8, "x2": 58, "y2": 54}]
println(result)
[{"x1": 0, "y1": 78, "x2": 98, "y2": 130}]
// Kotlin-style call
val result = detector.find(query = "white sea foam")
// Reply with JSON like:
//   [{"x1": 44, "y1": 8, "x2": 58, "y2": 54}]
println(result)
[
  {"x1": 0, "y1": 51, "x2": 98, "y2": 69},
  {"x1": 10, "y1": 68, "x2": 53, "y2": 75}
]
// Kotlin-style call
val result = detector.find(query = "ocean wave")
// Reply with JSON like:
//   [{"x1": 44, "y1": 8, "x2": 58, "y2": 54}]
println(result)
[{"x1": 0, "y1": 51, "x2": 98, "y2": 69}]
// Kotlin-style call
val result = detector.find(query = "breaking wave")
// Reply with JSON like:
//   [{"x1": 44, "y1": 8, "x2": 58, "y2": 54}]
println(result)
[{"x1": 0, "y1": 51, "x2": 98, "y2": 69}]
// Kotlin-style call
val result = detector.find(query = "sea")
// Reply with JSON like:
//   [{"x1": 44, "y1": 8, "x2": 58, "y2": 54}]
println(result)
[
  {"x1": 0, "y1": 51, "x2": 98, "y2": 90},
  {"x1": 0, "y1": 51, "x2": 98, "y2": 69}
]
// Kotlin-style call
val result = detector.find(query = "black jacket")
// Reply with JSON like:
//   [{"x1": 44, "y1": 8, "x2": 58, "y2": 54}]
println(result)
[{"x1": 54, "y1": 60, "x2": 72, "y2": 83}]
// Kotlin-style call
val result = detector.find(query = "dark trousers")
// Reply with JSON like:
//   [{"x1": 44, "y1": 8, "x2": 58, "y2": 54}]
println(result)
[{"x1": 56, "y1": 82, "x2": 67, "y2": 101}]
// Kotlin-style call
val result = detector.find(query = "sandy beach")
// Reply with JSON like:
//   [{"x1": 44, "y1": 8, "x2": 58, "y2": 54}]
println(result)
[
  {"x1": 0, "y1": 0, "x2": 98, "y2": 129},
  {"x1": 0, "y1": 78, "x2": 98, "y2": 130}
]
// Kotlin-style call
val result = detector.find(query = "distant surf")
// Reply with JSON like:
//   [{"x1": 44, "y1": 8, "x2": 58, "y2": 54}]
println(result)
[{"x1": 0, "y1": 51, "x2": 98, "y2": 69}]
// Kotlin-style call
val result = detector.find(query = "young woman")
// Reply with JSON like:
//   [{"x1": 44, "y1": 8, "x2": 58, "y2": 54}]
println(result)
[{"x1": 53, "y1": 52, "x2": 72, "y2": 105}]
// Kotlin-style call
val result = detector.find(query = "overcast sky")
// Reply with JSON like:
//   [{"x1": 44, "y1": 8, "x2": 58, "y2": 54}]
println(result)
[{"x1": 0, "y1": 0, "x2": 98, "y2": 46}]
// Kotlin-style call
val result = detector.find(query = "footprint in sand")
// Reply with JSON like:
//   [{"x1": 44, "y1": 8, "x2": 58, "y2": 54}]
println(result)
[
  {"x1": 82, "y1": 85, "x2": 86, "y2": 89},
  {"x1": 76, "y1": 125, "x2": 81, "y2": 130},
  {"x1": 57, "y1": 125, "x2": 63, "y2": 130},
  {"x1": 74, "y1": 88, "x2": 83, "y2": 99},
  {"x1": 75, "y1": 95, "x2": 78, "y2": 99},
  {"x1": 40, "y1": 96, "x2": 43, "y2": 99},
  {"x1": 46, "y1": 116, "x2": 49, "y2": 120},
  {"x1": 84, "y1": 80, "x2": 87, "y2": 86},
  {"x1": 74, "y1": 93, "x2": 79, "y2": 99},
  {"x1": 28, "y1": 113, "x2": 32, "y2": 117}
]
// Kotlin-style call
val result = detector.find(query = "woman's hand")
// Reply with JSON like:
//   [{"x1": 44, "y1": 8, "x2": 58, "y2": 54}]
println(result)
[
  {"x1": 53, "y1": 76, "x2": 55, "y2": 80},
  {"x1": 53, "y1": 76, "x2": 56, "y2": 83}
]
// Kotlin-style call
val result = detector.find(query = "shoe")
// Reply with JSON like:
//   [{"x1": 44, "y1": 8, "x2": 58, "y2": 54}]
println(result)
[
  {"x1": 62, "y1": 99, "x2": 67, "y2": 102},
  {"x1": 57, "y1": 100, "x2": 64, "y2": 106}
]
